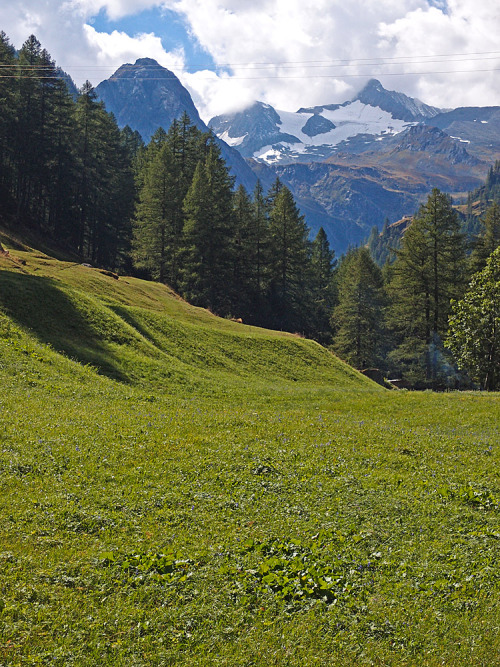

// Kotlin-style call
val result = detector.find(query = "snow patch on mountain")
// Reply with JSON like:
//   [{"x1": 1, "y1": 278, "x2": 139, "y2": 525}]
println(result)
[
  {"x1": 251, "y1": 101, "x2": 412, "y2": 161},
  {"x1": 219, "y1": 130, "x2": 247, "y2": 147},
  {"x1": 209, "y1": 79, "x2": 451, "y2": 165}
]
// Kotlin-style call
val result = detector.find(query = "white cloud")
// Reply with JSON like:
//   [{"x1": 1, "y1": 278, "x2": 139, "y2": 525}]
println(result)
[
  {"x1": 377, "y1": 0, "x2": 500, "y2": 108},
  {"x1": 0, "y1": 0, "x2": 499, "y2": 119},
  {"x1": 83, "y1": 24, "x2": 185, "y2": 74},
  {"x1": 164, "y1": 0, "x2": 430, "y2": 117},
  {"x1": 63, "y1": 0, "x2": 159, "y2": 21}
]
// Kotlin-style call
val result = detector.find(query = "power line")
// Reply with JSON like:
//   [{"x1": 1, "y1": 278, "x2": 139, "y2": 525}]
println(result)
[
  {"x1": 1, "y1": 50, "x2": 500, "y2": 71},
  {"x1": 1, "y1": 68, "x2": 499, "y2": 81}
]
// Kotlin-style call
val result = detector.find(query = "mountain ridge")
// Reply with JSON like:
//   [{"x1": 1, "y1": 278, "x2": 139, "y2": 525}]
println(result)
[{"x1": 94, "y1": 64, "x2": 499, "y2": 252}]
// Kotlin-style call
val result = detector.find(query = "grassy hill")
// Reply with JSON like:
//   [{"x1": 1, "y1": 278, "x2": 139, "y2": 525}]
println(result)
[
  {"x1": 0, "y1": 231, "x2": 371, "y2": 397},
  {"x1": 1, "y1": 232, "x2": 500, "y2": 666}
]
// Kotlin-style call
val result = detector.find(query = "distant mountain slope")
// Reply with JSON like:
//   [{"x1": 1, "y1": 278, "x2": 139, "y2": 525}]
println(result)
[
  {"x1": 94, "y1": 64, "x2": 500, "y2": 253},
  {"x1": 423, "y1": 107, "x2": 500, "y2": 163},
  {"x1": 210, "y1": 80, "x2": 499, "y2": 251},
  {"x1": 208, "y1": 78, "x2": 500, "y2": 169},
  {"x1": 95, "y1": 59, "x2": 256, "y2": 191},
  {"x1": 209, "y1": 80, "x2": 419, "y2": 163},
  {"x1": 250, "y1": 121, "x2": 488, "y2": 252}
]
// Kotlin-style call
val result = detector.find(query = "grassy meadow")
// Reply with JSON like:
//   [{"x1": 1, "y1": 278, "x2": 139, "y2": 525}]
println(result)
[{"x1": 0, "y1": 237, "x2": 499, "y2": 666}]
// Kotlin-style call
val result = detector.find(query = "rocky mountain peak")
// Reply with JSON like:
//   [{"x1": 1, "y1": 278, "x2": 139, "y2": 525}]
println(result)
[
  {"x1": 354, "y1": 79, "x2": 442, "y2": 122},
  {"x1": 95, "y1": 60, "x2": 256, "y2": 191},
  {"x1": 95, "y1": 59, "x2": 203, "y2": 142},
  {"x1": 209, "y1": 101, "x2": 301, "y2": 157},
  {"x1": 394, "y1": 124, "x2": 479, "y2": 165}
]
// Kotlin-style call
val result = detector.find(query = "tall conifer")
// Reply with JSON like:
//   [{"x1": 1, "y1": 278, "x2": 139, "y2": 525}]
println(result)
[{"x1": 388, "y1": 188, "x2": 466, "y2": 384}]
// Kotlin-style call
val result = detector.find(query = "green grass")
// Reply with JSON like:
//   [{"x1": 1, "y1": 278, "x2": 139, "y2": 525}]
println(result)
[
  {"x1": 1, "y1": 238, "x2": 500, "y2": 666},
  {"x1": 0, "y1": 245, "x2": 369, "y2": 394}
]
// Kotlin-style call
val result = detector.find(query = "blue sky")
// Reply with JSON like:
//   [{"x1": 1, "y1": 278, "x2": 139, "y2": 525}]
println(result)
[
  {"x1": 89, "y1": 6, "x2": 218, "y2": 72},
  {"x1": 0, "y1": 1, "x2": 498, "y2": 120}
]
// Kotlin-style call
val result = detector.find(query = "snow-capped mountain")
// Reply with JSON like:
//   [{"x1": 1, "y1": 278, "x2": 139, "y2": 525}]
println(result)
[
  {"x1": 209, "y1": 80, "x2": 444, "y2": 164},
  {"x1": 94, "y1": 62, "x2": 500, "y2": 252},
  {"x1": 351, "y1": 78, "x2": 442, "y2": 122}
]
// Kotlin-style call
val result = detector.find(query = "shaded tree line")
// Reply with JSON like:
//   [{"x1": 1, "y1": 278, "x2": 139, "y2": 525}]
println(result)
[{"x1": 0, "y1": 32, "x2": 139, "y2": 268}]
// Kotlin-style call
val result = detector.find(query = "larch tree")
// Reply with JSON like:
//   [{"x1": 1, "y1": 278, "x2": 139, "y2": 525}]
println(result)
[
  {"x1": 181, "y1": 145, "x2": 235, "y2": 315},
  {"x1": 0, "y1": 32, "x2": 17, "y2": 207},
  {"x1": 268, "y1": 185, "x2": 311, "y2": 332},
  {"x1": 310, "y1": 227, "x2": 336, "y2": 342},
  {"x1": 388, "y1": 188, "x2": 466, "y2": 384}
]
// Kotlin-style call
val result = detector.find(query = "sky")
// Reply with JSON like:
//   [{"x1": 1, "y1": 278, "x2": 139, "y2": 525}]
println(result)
[{"x1": 1, "y1": 0, "x2": 499, "y2": 121}]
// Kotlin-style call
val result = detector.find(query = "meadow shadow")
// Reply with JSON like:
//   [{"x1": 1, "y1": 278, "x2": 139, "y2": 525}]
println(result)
[{"x1": 0, "y1": 270, "x2": 130, "y2": 384}]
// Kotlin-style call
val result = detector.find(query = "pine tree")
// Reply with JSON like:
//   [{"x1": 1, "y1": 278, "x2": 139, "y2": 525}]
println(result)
[
  {"x1": 266, "y1": 177, "x2": 284, "y2": 212},
  {"x1": 181, "y1": 145, "x2": 235, "y2": 314},
  {"x1": 231, "y1": 184, "x2": 258, "y2": 318},
  {"x1": 41, "y1": 51, "x2": 79, "y2": 240},
  {"x1": 74, "y1": 81, "x2": 134, "y2": 266},
  {"x1": 0, "y1": 32, "x2": 17, "y2": 208},
  {"x1": 133, "y1": 116, "x2": 210, "y2": 288},
  {"x1": 310, "y1": 227, "x2": 336, "y2": 342},
  {"x1": 252, "y1": 180, "x2": 271, "y2": 298},
  {"x1": 134, "y1": 142, "x2": 180, "y2": 284},
  {"x1": 332, "y1": 247, "x2": 386, "y2": 369},
  {"x1": 14, "y1": 35, "x2": 45, "y2": 223},
  {"x1": 469, "y1": 201, "x2": 500, "y2": 274}
]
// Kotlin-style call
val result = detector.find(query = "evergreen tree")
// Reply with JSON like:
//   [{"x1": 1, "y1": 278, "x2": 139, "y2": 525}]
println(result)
[
  {"x1": 0, "y1": 32, "x2": 17, "y2": 209},
  {"x1": 8, "y1": 36, "x2": 80, "y2": 237},
  {"x1": 266, "y1": 177, "x2": 284, "y2": 212},
  {"x1": 367, "y1": 218, "x2": 402, "y2": 266},
  {"x1": 484, "y1": 161, "x2": 500, "y2": 202},
  {"x1": 231, "y1": 184, "x2": 258, "y2": 317},
  {"x1": 42, "y1": 53, "x2": 79, "y2": 240},
  {"x1": 134, "y1": 141, "x2": 181, "y2": 284},
  {"x1": 251, "y1": 179, "x2": 271, "y2": 314},
  {"x1": 74, "y1": 81, "x2": 134, "y2": 267},
  {"x1": 310, "y1": 227, "x2": 336, "y2": 342},
  {"x1": 332, "y1": 247, "x2": 386, "y2": 369},
  {"x1": 469, "y1": 201, "x2": 500, "y2": 274},
  {"x1": 14, "y1": 35, "x2": 45, "y2": 223},
  {"x1": 268, "y1": 185, "x2": 311, "y2": 331},
  {"x1": 388, "y1": 188, "x2": 466, "y2": 384},
  {"x1": 120, "y1": 125, "x2": 144, "y2": 161},
  {"x1": 181, "y1": 145, "x2": 235, "y2": 314}
]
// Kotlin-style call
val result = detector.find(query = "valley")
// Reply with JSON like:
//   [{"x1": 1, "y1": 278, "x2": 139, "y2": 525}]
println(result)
[
  {"x1": 1, "y1": 236, "x2": 499, "y2": 665},
  {"x1": 0, "y1": 26, "x2": 499, "y2": 665}
]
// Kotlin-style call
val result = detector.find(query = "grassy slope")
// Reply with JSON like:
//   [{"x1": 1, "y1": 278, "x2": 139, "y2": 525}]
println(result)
[
  {"x1": 0, "y1": 238, "x2": 370, "y2": 395},
  {"x1": 1, "y1": 235, "x2": 500, "y2": 666}
]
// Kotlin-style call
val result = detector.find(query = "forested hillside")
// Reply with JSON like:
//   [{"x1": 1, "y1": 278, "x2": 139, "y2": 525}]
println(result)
[{"x1": 0, "y1": 31, "x2": 335, "y2": 340}]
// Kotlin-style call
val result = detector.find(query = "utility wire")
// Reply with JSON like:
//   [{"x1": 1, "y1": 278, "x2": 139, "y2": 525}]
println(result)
[
  {"x1": 1, "y1": 50, "x2": 500, "y2": 70},
  {"x1": 1, "y1": 68, "x2": 499, "y2": 80}
]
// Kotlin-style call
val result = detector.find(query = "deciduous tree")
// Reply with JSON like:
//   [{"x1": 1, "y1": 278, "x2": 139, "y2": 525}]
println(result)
[{"x1": 447, "y1": 247, "x2": 500, "y2": 390}]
